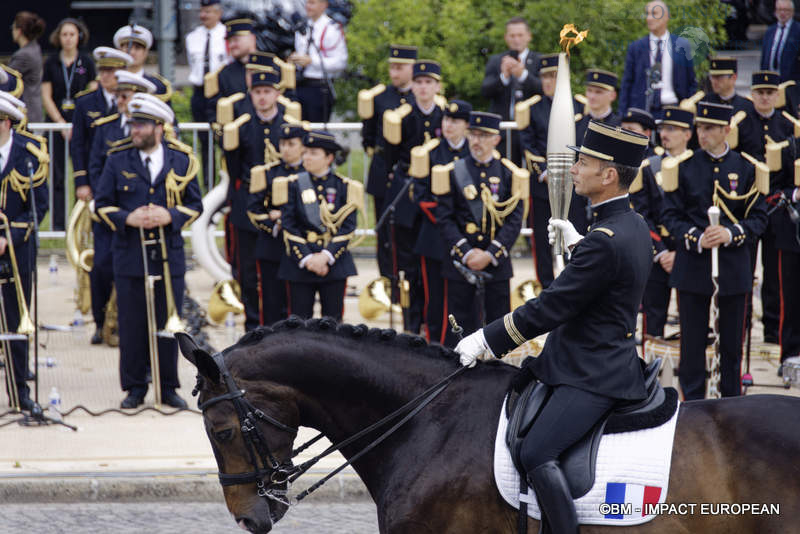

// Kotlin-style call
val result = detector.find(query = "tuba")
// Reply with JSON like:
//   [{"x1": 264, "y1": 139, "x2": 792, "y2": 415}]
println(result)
[
  {"x1": 511, "y1": 279, "x2": 542, "y2": 311},
  {"x1": 65, "y1": 199, "x2": 93, "y2": 315}
]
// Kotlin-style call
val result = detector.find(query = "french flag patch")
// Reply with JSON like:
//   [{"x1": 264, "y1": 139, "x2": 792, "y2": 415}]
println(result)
[{"x1": 603, "y1": 482, "x2": 662, "y2": 519}]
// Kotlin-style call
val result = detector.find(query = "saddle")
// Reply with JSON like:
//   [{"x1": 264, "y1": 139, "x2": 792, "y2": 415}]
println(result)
[{"x1": 505, "y1": 358, "x2": 677, "y2": 499}]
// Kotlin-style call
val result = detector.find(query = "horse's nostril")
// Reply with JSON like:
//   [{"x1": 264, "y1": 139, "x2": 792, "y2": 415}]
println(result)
[{"x1": 236, "y1": 517, "x2": 256, "y2": 532}]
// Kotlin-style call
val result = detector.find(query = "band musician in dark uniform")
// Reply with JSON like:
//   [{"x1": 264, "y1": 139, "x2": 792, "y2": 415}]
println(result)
[
  {"x1": 435, "y1": 111, "x2": 526, "y2": 348},
  {"x1": 95, "y1": 93, "x2": 202, "y2": 409},
  {"x1": 275, "y1": 131, "x2": 361, "y2": 320},
  {"x1": 456, "y1": 121, "x2": 652, "y2": 534},
  {"x1": 0, "y1": 98, "x2": 48, "y2": 412}
]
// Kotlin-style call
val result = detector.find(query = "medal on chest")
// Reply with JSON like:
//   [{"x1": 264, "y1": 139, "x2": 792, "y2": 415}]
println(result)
[
  {"x1": 489, "y1": 176, "x2": 501, "y2": 199},
  {"x1": 727, "y1": 173, "x2": 738, "y2": 193},
  {"x1": 326, "y1": 187, "x2": 337, "y2": 205}
]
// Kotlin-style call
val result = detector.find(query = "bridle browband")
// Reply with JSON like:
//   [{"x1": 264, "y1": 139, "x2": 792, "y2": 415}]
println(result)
[{"x1": 196, "y1": 350, "x2": 468, "y2": 507}]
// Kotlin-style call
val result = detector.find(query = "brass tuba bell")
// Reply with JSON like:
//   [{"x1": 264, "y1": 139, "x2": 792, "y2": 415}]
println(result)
[
  {"x1": 511, "y1": 279, "x2": 542, "y2": 311},
  {"x1": 66, "y1": 199, "x2": 94, "y2": 315},
  {"x1": 358, "y1": 276, "x2": 393, "y2": 320},
  {"x1": 208, "y1": 279, "x2": 245, "y2": 324}
]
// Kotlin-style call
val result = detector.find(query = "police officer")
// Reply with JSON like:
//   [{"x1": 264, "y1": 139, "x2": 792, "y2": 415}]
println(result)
[
  {"x1": 629, "y1": 106, "x2": 693, "y2": 338},
  {"x1": 85, "y1": 71, "x2": 155, "y2": 344},
  {"x1": 71, "y1": 47, "x2": 133, "y2": 203},
  {"x1": 435, "y1": 111, "x2": 527, "y2": 347},
  {"x1": 113, "y1": 25, "x2": 172, "y2": 103},
  {"x1": 455, "y1": 121, "x2": 652, "y2": 534},
  {"x1": 0, "y1": 98, "x2": 49, "y2": 411},
  {"x1": 682, "y1": 57, "x2": 753, "y2": 114},
  {"x1": 736, "y1": 71, "x2": 794, "y2": 344},
  {"x1": 382, "y1": 59, "x2": 445, "y2": 333},
  {"x1": 204, "y1": 18, "x2": 257, "y2": 121},
  {"x1": 662, "y1": 102, "x2": 768, "y2": 400},
  {"x1": 220, "y1": 56, "x2": 286, "y2": 331},
  {"x1": 276, "y1": 130, "x2": 361, "y2": 320},
  {"x1": 359, "y1": 44, "x2": 417, "y2": 279},
  {"x1": 410, "y1": 99, "x2": 471, "y2": 344},
  {"x1": 95, "y1": 93, "x2": 202, "y2": 409},
  {"x1": 247, "y1": 123, "x2": 307, "y2": 326}
]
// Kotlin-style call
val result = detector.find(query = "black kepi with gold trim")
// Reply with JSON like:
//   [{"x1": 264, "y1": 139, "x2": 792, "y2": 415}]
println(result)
[
  {"x1": 586, "y1": 69, "x2": 618, "y2": 91},
  {"x1": 304, "y1": 130, "x2": 341, "y2": 153},
  {"x1": 539, "y1": 54, "x2": 559, "y2": 74},
  {"x1": 695, "y1": 101, "x2": 732, "y2": 126},
  {"x1": 389, "y1": 44, "x2": 417, "y2": 64},
  {"x1": 568, "y1": 121, "x2": 649, "y2": 167},
  {"x1": 413, "y1": 60, "x2": 441, "y2": 80},
  {"x1": 226, "y1": 18, "x2": 255, "y2": 38},
  {"x1": 251, "y1": 69, "x2": 280, "y2": 88},
  {"x1": 281, "y1": 123, "x2": 306, "y2": 139},
  {"x1": 445, "y1": 99, "x2": 472, "y2": 121},
  {"x1": 468, "y1": 111, "x2": 501, "y2": 134},
  {"x1": 246, "y1": 51, "x2": 276, "y2": 72},
  {"x1": 660, "y1": 105, "x2": 694, "y2": 129},
  {"x1": 751, "y1": 70, "x2": 780, "y2": 90},
  {"x1": 709, "y1": 56, "x2": 737, "y2": 75},
  {"x1": 621, "y1": 107, "x2": 655, "y2": 131}
]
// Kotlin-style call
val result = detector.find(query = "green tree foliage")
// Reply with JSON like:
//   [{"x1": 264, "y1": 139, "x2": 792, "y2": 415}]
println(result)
[{"x1": 338, "y1": 0, "x2": 727, "y2": 115}]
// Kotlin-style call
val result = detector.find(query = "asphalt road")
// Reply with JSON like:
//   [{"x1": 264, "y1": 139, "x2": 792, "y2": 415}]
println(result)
[{"x1": 0, "y1": 501, "x2": 379, "y2": 534}]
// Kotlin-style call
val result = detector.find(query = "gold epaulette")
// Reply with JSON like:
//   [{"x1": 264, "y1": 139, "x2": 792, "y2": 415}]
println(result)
[
  {"x1": 782, "y1": 110, "x2": 800, "y2": 138},
  {"x1": 778, "y1": 80, "x2": 795, "y2": 109},
  {"x1": 630, "y1": 158, "x2": 650, "y2": 194},
  {"x1": 74, "y1": 86, "x2": 94, "y2": 100},
  {"x1": 524, "y1": 150, "x2": 545, "y2": 175},
  {"x1": 112, "y1": 136, "x2": 132, "y2": 147},
  {"x1": 4, "y1": 141, "x2": 49, "y2": 198},
  {"x1": 795, "y1": 159, "x2": 800, "y2": 187},
  {"x1": 726, "y1": 110, "x2": 747, "y2": 150},
  {"x1": 431, "y1": 162, "x2": 454, "y2": 195},
  {"x1": 150, "y1": 73, "x2": 173, "y2": 102},
  {"x1": 574, "y1": 93, "x2": 588, "y2": 115},
  {"x1": 344, "y1": 177, "x2": 364, "y2": 212},
  {"x1": 250, "y1": 165, "x2": 268, "y2": 194},
  {"x1": 223, "y1": 113, "x2": 251, "y2": 151},
  {"x1": 574, "y1": 113, "x2": 583, "y2": 122},
  {"x1": 765, "y1": 135, "x2": 789, "y2": 171},
  {"x1": 679, "y1": 90, "x2": 705, "y2": 114},
  {"x1": 514, "y1": 94, "x2": 541, "y2": 130},
  {"x1": 217, "y1": 92, "x2": 246, "y2": 126},
  {"x1": 740, "y1": 152, "x2": 770, "y2": 195},
  {"x1": 16, "y1": 128, "x2": 47, "y2": 146},
  {"x1": 204, "y1": 65, "x2": 225, "y2": 98},
  {"x1": 502, "y1": 158, "x2": 530, "y2": 201},
  {"x1": 409, "y1": 138, "x2": 441, "y2": 178},
  {"x1": 383, "y1": 103, "x2": 413, "y2": 145},
  {"x1": 272, "y1": 175, "x2": 297, "y2": 206},
  {"x1": 1, "y1": 65, "x2": 23, "y2": 98},
  {"x1": 357, "y1": 84, "x2": 386, "y2": 119},
  {"x1": 108, "y1": 142, "x2": 135, "y2": 155},
  {"x1": 277, "y1": 95, "x2": 302, "y2": 121},
  {"x1": 434, "y1": 94, "x2": 447, "y2": 109},
  {"x1": 592, "y1": 227, "x2": 614, "y2": 237},
  {"x1": 167, "y1": 136, "x2": 194, "y2": 155},
  {"x1": 274, "y1": 57, "x2": 296, "y2": 90},
  {"x1": 164, "y1": 145, "x2": 199, "y2": 208},
  {"x1": 91, "y1": 113, "x2": 120, "y2": 128},
  {"x1": 661, "y1": 149, "x2": 693, "y2": 193}
]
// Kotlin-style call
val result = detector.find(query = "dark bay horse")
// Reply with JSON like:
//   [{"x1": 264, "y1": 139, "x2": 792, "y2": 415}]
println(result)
[{"x1": 178, "y1": 317, "x2": 800, "y2": 534}]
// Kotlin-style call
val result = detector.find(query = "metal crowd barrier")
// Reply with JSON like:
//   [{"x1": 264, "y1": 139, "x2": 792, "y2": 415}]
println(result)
[{"x1": 26, "y1": 121, "x2": 532, "y2": 240}]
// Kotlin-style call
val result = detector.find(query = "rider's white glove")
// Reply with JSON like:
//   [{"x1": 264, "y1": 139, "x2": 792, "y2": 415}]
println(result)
[
  {"x1": 455, "y1": 329, "x2": 492, "y2": 367},
  {"x1": 548, "y1": 218, "x2": 583, "y2": 250}
]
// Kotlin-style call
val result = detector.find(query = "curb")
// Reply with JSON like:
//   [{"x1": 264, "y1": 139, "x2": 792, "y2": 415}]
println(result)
[{"x1": 0, "y1": 472, "x2": 370, "y2": 503}]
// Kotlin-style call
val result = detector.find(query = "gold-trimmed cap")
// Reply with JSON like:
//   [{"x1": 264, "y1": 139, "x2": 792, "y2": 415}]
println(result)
[
  {"x1": 586, "y1": 69, "x2": 618, "y2": 91},
  {"x1": 93, "y1": 46, "x2": 133, "y2": 69},
  {"x1": 468, "y1": 111, "x2": 501, "y2": 134},
  {"x1": 660, "y1": 106, "x2": 694, "y2": 129},
  {"x1": 304, "y1": 130, "x2": 341, "y2": 153},
  {"x1": 751, "y1": 70, "x2": 780, "y2": 90},
  {"x1": 413, "y1": 60, "x2": 441, "y2": 80},
  {"x1": 539, "y1": 54, "x2": 559, "y2": 74},
  {"x1": 709, "y1": 56, "x2": 737, "y2": 76},
  {"x1": 225, "y1": 18, "x2": 255, "y2": 38},
  {"x1": 113, "y1": 24, "x2": 153, "y2": 50},
  {"x1": 389, "y1": 44, "x2": 418, "y2": 64},
  {"x1": 695, "y1": 101, "x2": 733, "y2": 125},
  {"x1": 445, "y1": 99, "x2": 472, "y2": 121},
  {"x1": 568, "y1": 121, "x2": 649, "y2": 167}
]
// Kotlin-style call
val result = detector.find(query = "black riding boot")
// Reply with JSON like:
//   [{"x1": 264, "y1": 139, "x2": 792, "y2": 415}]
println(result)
[{"x1": 527, "y1": 461, "x2": 579, "y2": 534}]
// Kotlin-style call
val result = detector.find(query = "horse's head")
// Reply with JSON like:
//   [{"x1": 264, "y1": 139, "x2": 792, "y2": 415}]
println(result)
[{"x1": 177, "y1": 332, "x2": 297, "y2": 534}]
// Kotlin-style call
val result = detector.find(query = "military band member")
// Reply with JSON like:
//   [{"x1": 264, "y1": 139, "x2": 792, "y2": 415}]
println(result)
[
  {"x1": 382, "y1": 59, "x2": 444, "y2": 333},
  {"x1": 629, "y1": 105, "x2": 693, "y2": 337},
  {"x1": 435, "y1": 112, "x2": 527, "y2": 347},
  {"x1": 276, "y1": 131, "x2": 360, "y2": 320},
  {"x1": 95, "y1": 94, "x2": 202, "y2": 409},
  {"x1": 0, "y1": 65, "x2": 23, "y2": 98},
  {"x1": 204, "y1": 18, "x2": 256, "y2": 122},
  {"x1": 455, "y1": 122, "x2": 652, "y2": 534},
  {"x1": 736, "y1": 71, "x2": 795, "y2": 344},
  {"x1": 410, "y1": 99, "x2": 471, "y2": 344},
  {"x1": 247, "y1": 124, "x2": 307, "y2": 325},
  {"x1": 113, "y1": 24, "x2": 172, "y2": 103},
  {"x1": 71, "y1": 47, "x2": 133, "y2": 203},
  {"x1": 662, "y1": 102, "x2": 768, "y2": 400},
  {"x1": 220, "y1": 57, "x2": 286, "y2": 331},
  {"x1": 359, "y1": 44, "x2": 417, "y2": 279},
  {"x1": 0, "y1": 99, "x2": 49, "y2": 411}
]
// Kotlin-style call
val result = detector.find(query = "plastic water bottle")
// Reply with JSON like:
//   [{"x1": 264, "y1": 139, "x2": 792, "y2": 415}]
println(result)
[
  {"x1": 49, "y1": 255, "x2": 58, "y2": 285},
  {"x1": 225, "y1": 311, "x2": 237, "y2": 345},
  {"x1": 71, "y1": 309, "x2": 85, "y2": 327},
  {"x1": 48, "y1": 387, "x2": 62, "y2": 421}
]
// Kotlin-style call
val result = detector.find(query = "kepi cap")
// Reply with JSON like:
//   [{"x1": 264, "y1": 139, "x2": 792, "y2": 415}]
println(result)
[
  {"x1": 568, "y1": 121, "x2": 649, "y2": 167},
  {"x1": 660, "y1": 106, "x2": 694, "y2": 129},
  {"x1": 445, "y1": 99, "x2": 472, "y2": 121},
  {"x1": 468, "y1": 111, "x2": 502, "y2": 134},
  {"x1": 413, "y1": 60, "x2": 441, "y2": 81},
  {"x1": 586, "y1": 69, "x2": 618, "y2": 91},
  {"x1": 389, "y1": 45, "x2": 417, "y2": 64},
  {"x1": 751, "y1": 70, "x2": 780, "y2": 90},
  {"x1": 621, "y1": 107, "x2": 656, "y2": 131},
  {"x1": 709, "y1": 56, "x2": 737, "y2": 75},
  {"x1": 303, "y1": 130, "x2": 341, "y2": 153},
  {"x1": 695, "y1": 101, "x2": 733, "y2": 126}
]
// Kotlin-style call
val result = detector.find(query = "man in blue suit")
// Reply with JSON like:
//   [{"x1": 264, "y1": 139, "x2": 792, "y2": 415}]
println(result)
[
  {"x1": 619, "y1": 0, "x2": 697, "y2": 117},
  {"x1": 760, "y1": 0, "x2": 800, "y2": 82}
]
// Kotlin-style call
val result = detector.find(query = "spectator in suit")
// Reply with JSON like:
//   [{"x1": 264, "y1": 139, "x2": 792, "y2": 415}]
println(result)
[
  {"x1": 480, "y1": 16, "x2": 542, "y2": 165},
  {"x1": 9, "y1": 11, "x2": 46, "y2": 123},
  {"x1": 619, "y1": 0, "x2": 697, "y2": 118},
  {"x1": 760, "y1": 0, "x2": 800, "y2": 82}
]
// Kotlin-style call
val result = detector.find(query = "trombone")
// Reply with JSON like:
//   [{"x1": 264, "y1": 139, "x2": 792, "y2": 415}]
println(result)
[
  {"x1": 139, "y1": 225, "x2": 186, "y2": 408},
  {"x1": 0, "y1": 212, "x2": 35, "y2": 411}
]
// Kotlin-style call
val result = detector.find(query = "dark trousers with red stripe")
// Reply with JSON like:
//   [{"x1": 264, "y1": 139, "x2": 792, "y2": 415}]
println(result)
[
  {"x1": 233, "y1": 228, "x2": 261, "y2": 332},
  {"x1": 759, "y1": 233, "x2": 781, "y2": 340},
  {"x1": 393, "y1": 225, "x2": 424, "y2": 334},
  {"x1": 677, "y1": 291, "x2": 746, "y2": 400},
  {"x1": 443, "y1": 278, "x2": 510, "y2": 348},
  {"x1": 779, "y1": 249, "x2": 800, "y2": 360},
  {"x1": 420, "y1": 256, "x2": 446, "y2": 344},
  {"x1": 256, "y1": 259, "x2": 287, "y2": 327},
  {"x1": 287, "y1": 279, "x2": 347, "y2": 321},
  {"x1": 374, "y1": 199, "x2": 393, "y2": 278},
  {"x1": 642, "y1": 262, "x2": 671, "y2": 337},
  {"x1": 530, "y1": 197, "x2": 555, "y2": 288}
]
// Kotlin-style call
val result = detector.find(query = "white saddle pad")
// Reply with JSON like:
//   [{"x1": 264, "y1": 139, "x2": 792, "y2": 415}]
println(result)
[{"x1": 493, "y1": 396, "x2": 680, "y2": 526}]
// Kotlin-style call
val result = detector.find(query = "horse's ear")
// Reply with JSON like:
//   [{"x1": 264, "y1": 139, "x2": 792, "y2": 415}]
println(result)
[{"x1": 176, "y1": 332, "x2": 220, "y2": 384}]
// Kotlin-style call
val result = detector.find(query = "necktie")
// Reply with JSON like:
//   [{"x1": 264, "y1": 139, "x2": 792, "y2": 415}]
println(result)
[
  {"x1": 145, "y1": 156, "x2": 152, "y2": 183},
  {"x1": 109, "y1": 97, "x2": 117, "y2": 115},
  {"x1": 771, "y1": 25, "x2": 786, "y2": 71},
  {"x1": 653, "y1": 38, "x2": 663, "y2": 107},
  {"x1": 203, "y1": 31, "x2": 211, "y2": 75}
]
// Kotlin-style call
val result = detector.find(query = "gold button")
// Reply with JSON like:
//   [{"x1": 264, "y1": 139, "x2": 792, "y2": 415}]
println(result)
[
  {"x1": 593, "y1": 212, "x2": 598, "y2": 217},
  {"x1": 714, "y1": 167, "x2": 719, "y2": 173},
  {"x1": 317, "y1": 185, "x2": 323, "y2": 191},
  {"x1": 265, "y1": 128, "x2": 270, "y2": 134},
  {"x1": 149, "y1": 187, "x2": 154, "y2": 194},
  {"x1": 626, "y1": 332, "x2": 633, "y2": 338},
  {"x1": 480, "y1": 172, "x2": 486, "y2": 178},
  {"x1": 477, "y1": 235, "x2": 484, "y2": 241},
  {"x1": 318, "y1": 194, "x2": 324, "y2": 200},
  {"x1": 454, "y1": 156, "x2": 459, "y2": 160},
  {"x1": 400, "y1": 98, "x2": 406, "y2": 104},
  {"x1": 424, "y1": 121, "x2": 430, "y2": 127},
  {"x1": 149, "y1": 232, "x2": 154, "y2": 238},
  {"x1": 124, "y1": 185, "x2": 128, "y2": 191},
  {"x1": 316, "y1": 240, "x2": 323, "y2": 245},
  {"x1": 764, "y1": 125, "x2": 769, "y2": 131}
]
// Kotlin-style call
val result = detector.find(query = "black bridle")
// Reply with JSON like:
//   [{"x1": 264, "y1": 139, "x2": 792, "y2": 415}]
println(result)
[{"x1": 196, "y1": 351, "x2": 468, "y2": 507}]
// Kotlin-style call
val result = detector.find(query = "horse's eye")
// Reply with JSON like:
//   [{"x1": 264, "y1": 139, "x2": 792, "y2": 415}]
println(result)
[{"x1": 214, "y1": 429, "x2": 234, "y2": 442}]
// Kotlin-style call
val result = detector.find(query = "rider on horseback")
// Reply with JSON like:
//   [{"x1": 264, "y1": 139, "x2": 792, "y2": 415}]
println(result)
[{"x1": 456, "y1": 121, "x2": 653, "y2": 533}]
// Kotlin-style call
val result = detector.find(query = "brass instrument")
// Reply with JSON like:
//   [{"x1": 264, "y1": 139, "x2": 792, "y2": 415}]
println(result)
[
  {"x1": 208, "y1": 279, "x2": 244, "y2": 324},
  {"x1": 511, "y1": 279, "x2": 542, "y2": 311},
  {"x1": 358, "y1": 276, "x2": 392, "y2": 320},
  {"x1": 66, "y1": 199, "x2": 93, "y2": 315}
]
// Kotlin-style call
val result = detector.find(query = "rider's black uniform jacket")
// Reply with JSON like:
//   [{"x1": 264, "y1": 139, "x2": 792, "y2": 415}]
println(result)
[{"x1": 483, "y1": 196, "x2": 651, "y2": 401}]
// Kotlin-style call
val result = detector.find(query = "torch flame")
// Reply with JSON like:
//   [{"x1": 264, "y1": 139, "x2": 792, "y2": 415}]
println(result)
[{"x1": 559, "y1": 24, "x2": 589, "y2": 55}]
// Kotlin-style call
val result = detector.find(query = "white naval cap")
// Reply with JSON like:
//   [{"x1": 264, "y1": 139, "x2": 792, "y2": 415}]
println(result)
[
  {"x1": 129, "y1": 93, "x2": 174, "y2": 124},
  {"x1": 114, "y1": 70, "x2": 156, "y2": 93},
  {"x1": 0, "y1": 90, "x2": 26, "y2": 111},
  {"x1": 113, "y1": 24, "x2": 153, "y2": 50},
  {"x1": 93, "y1": 46, "x2": 134, "y2": 69},
  {"x1": 0, "y1": 98, "x2": 25, "y2": 123}
]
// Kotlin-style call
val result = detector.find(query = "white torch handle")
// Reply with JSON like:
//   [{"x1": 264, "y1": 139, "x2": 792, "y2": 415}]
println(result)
[{"x1": 707, "y1": 206, "x2": 721, "y2": 278}]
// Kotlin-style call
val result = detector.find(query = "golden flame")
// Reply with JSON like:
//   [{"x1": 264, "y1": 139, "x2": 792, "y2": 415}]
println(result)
[{"x1": 559, "y1": 24, "x2": 589, "y2": 55}]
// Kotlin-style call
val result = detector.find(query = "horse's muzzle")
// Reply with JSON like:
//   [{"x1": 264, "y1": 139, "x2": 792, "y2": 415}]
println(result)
[{"x1": 236, "y1": 515, "x2": 272, "y2": 534}]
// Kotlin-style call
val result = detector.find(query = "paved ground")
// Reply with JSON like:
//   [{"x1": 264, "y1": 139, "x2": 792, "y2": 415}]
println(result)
[{"x1": 0, "y1": 501, "x2": 379, "y2": 533}]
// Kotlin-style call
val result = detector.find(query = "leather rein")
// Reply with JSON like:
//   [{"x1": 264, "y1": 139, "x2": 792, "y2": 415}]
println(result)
[{"x1": 196, "y1": 351, "x2": 467, "y2": 507}]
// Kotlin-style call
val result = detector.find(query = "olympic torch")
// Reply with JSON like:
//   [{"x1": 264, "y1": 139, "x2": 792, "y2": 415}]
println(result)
[{"x1": 547, "y1": 25, "x2": 588, "y2": 272}]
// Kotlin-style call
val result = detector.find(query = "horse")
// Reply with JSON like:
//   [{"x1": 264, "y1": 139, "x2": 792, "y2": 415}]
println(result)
[{"x1": 177, "y1": 316, "x2": 800, "y2": 534}]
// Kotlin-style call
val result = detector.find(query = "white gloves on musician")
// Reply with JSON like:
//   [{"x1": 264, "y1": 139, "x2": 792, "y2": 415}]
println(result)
[
  {"x1": 455, "y1": 329, "x2": 493, "y2": 367},
  {"x1": 548, "y1": 218, "x2": 583, "y2": 251}
]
